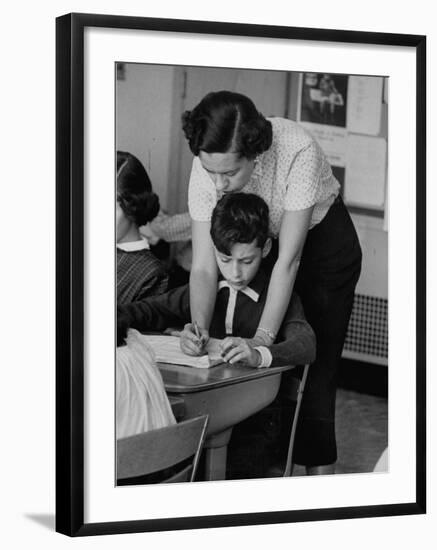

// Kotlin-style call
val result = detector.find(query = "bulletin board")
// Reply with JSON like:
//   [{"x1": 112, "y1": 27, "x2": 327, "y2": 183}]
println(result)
[{"x1": 294, "y1": 72, "x2": 388, "y2": 218}]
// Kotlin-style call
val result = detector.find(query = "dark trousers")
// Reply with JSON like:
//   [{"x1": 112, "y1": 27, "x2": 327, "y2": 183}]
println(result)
[{"x1": 265, "y1": 196, "x2": 362, "y2": 466}]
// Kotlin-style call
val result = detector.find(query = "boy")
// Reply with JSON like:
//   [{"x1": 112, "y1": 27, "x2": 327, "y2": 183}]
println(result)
[{"x1": 117, "y1": 192, "x2": 315, "y2": 369}]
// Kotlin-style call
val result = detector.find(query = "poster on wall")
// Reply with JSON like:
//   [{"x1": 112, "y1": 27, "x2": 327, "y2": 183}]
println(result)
[
  {"x1": 346, "y1": 76, "x2": 384, "y2": 135},
  {"x1": 299, "y1": 123, "x2": 347, "y2": 167},
  {"x1": 298, "y1": 72, "x2": 348, "y2": 127}
]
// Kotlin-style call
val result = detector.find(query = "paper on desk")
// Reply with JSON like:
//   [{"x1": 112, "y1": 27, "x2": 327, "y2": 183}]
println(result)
[{"x1": 142, "y1": 334, "x2": 224, "y2": 369}]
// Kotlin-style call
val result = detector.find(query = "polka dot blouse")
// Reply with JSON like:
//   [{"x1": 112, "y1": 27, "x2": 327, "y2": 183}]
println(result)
[{"x1": 188, "y1": 117, "x2": 340, "y2": 236}]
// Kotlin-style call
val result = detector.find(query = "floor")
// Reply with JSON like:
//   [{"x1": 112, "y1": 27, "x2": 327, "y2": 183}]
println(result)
[
  {"x1": 226, "y1": 360, "x2": 388, "y2": 479},
  {"x1": 292, "y1": 387, "x2": 388, "y2": 476}
]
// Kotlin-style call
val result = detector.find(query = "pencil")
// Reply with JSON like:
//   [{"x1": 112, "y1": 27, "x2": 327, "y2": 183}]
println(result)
[{"x1": 193, "y1": 321, "x2": 201, "y2": 341}]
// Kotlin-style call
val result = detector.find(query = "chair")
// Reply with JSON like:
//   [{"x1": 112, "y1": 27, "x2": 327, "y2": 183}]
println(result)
[
  {"x1": 117, "y1": 414, "x2": 208, "y2": 484},
  {"x1": 226, "y1": 364, "x2": 310, "y2": 480},
  {"x1": 282, "y1": 363, "x2": 310, "y2": 476}
]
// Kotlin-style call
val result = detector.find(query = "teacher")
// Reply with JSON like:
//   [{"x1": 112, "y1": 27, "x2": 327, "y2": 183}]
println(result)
[{"x1": 182, "y1": 90, "x2": 362, "y2": 475}]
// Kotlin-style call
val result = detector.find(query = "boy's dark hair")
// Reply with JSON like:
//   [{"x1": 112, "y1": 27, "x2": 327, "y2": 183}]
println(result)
[
  {"x1": 210, "y1": 193, "x2": 269, "y2": 255},
  {"x1": 117, "y1": 151, "x2": 160, "y2": 226},
  {"x1": 182, "y1": 90, "x2": 272, "y2": 159}
]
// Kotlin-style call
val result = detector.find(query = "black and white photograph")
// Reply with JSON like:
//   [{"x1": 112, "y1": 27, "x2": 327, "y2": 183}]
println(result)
[
  {"x1": 2, "y1": 0, "x2": 434, "y2": 547},
  {"x1": 114, "y1": 63, "x2": 389, "y2": 485},
  {"x1": 299, "y1": 72, "x2": 348, "y2": 127},
  {"x1": 54, "y1": 11, "x2": 425, "y2": 538}
]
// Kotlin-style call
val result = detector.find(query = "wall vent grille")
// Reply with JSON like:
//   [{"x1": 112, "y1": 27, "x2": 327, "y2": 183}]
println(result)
[{"x1": 344, "y1": 294, "x2": 388, "y2": 361}]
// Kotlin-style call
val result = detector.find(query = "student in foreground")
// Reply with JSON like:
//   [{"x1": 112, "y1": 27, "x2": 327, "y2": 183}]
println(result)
[{"x1": 117, "y1": 193, "x2": 316, "y2": 369}]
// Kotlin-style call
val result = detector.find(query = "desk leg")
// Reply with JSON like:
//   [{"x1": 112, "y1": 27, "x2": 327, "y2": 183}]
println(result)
[{"x1": 203, "y1": 427, "x2": 233, "y2": 481}]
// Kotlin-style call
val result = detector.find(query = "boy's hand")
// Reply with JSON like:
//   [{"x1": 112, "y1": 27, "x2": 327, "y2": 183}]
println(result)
[
  {"x1": 220, "y1": 337, "x2": 261, "y2": 367},
  {"x1": 180, "y1": 323, "x2": 209, "y2": 356}
]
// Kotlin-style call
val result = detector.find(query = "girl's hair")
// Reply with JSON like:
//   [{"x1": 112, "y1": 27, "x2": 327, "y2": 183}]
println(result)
[
  {"x1": 116, "y1": 151, "x2": 160, "y2": 226},
  {"x1": 210, "y1": 193, "x2": 269, "y2": 255},
  {"x1": 181, "y1": 91, "x2": 272, "y2": 159}
]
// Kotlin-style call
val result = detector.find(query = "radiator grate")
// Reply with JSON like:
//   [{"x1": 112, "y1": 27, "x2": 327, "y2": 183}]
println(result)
[{"x1": 344, "y1": 294, "x2": 388, "y2": 359}]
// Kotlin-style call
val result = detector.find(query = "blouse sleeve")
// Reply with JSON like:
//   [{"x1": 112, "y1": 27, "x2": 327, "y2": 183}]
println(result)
[
  {"x1": 188, "y1": 156, "x2": 217, "y2": 222},
  {"x1": 284, "y1": 140, "x2": 323, "y2": 211},
  {"x1": 148, "y1": 211, "x2": 192, "y2": 242}
]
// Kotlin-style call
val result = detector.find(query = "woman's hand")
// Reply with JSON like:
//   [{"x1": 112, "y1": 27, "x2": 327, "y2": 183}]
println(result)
[
  {"x1": 248, "y1": 331, "x2": 275, "y2": 347},
  {"x1": 220, "y1": 337, "x2": 261, "y2": 367},
  {"x1": 180, "y1": 323, "x2": 209, "y2": 356}
]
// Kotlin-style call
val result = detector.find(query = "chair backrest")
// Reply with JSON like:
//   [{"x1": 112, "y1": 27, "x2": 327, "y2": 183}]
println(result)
[{"x1": 117, "y1": 414, "x2": 208, "y2": 484}]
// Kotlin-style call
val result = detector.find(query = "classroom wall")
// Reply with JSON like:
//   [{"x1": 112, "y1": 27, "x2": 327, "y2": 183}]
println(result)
[
  {"x1": 287, "y1": 73, "x2": 388, "y2": 300},
  {"x1": 116, "y1": 64, "x2": 175, "y2": 209},
  {"x1": 353, "y1": 215, "x2": 388, "y2": 299}
]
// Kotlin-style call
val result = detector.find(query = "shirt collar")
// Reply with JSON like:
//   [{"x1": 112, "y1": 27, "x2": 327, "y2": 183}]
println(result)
[
  {"x1": 116, "y1": 236, "x2": 150, "y2": 252},
  {"x1": 217, "y1": 269, "x2": 269, "y2": 302}
]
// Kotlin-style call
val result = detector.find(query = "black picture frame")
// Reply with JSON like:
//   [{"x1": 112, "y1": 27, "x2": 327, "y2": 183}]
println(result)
[{"x1": 56, "y1": 12, "x2": 426, "y2": 537}]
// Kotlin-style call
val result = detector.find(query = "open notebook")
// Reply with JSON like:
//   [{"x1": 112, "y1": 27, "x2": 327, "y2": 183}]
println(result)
[{"x1": 141, "y1": 334, "x2": 225, "y2": 369}]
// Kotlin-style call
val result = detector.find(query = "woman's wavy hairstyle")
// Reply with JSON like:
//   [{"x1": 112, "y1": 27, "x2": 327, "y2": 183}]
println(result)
[
  {"x1": 116, "y1": 151, "x2": 160, "y2": 227},
  {"x1": 182, "y1": 91, "x2": 272, "y2": 159},
  {"x1": 210, "y1": 193, "x2": 269, "y2": 255}
]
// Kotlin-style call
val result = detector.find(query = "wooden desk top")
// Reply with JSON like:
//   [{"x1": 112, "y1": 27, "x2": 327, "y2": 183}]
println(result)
[{"x1": 158, "y1": 362, "x2": 294, "y2": 393}]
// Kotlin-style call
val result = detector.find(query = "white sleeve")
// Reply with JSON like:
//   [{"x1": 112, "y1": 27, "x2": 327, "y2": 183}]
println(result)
[
  {"x1": 254, "y1": 346, "x2": 273, "y2": 368},
  {"x1": 148, "y1": 211, "x2": 192, "y2": 242},
  {"x1": 188, "y1": 156, "x2": 217, "y2": 222}
]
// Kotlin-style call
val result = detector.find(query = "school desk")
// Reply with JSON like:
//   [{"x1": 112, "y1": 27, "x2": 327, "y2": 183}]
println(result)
[{"x1": 158, "y1": 362, "x2": 294, "y2": 481}]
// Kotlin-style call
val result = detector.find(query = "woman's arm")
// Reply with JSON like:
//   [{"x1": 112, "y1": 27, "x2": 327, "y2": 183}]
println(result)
[
  {"x1": 189, "y1": 219, "x2": 218, "y2": 334},
  {"x1": 267, "y1": 292, "x2": 316, "y2": 366},
  {"x1": 254, "y1": 207, "x2": 313, "y2": 345}
]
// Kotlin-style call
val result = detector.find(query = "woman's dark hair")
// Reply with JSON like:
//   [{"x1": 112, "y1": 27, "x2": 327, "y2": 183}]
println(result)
[
  {"x1": 116, "y1": 151, "x2": 160, "y2": 226},
  {"x1": 210, "y1": 193, "x2": 269, "y2": 255},
  {"x1": 182, "y1": 91, "x2": 273, "y2": 159}
]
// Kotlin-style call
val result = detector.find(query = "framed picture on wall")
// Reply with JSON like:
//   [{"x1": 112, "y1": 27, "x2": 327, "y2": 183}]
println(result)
[{"x1": 56, "y1": 13, "x2": 426, "y2": 536}]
